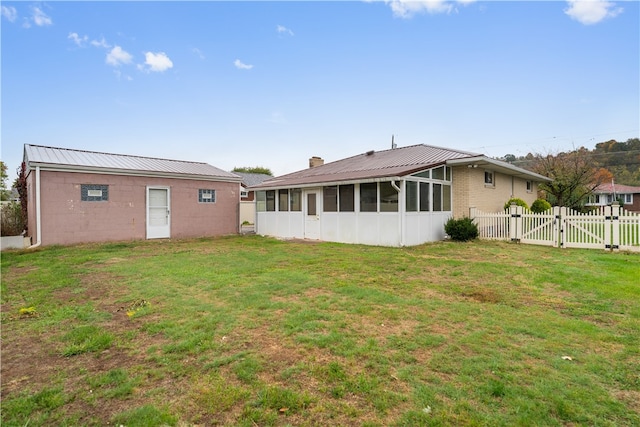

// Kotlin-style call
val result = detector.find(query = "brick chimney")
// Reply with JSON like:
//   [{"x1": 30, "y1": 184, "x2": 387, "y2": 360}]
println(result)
[{"x1": 309, "y1": 156, "x2": 324, "y2": 168}]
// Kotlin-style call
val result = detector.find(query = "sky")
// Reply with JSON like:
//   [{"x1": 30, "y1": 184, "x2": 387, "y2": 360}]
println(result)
[{"x1": 1, "y1": 0, "x2": 638, "y2": 180}]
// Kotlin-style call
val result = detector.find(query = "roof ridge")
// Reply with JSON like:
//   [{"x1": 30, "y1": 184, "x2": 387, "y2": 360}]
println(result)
[{"x1": 25, "y1": 144, "x2": 210, "y2": 166}]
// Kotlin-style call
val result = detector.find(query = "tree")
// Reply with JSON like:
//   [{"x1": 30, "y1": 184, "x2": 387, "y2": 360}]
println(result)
[
  {"x1": 15, "y1": 162, "x2": 28, "y2": 234},
  {"x1": 531, "y1": 148, "x2": 603, "y2": 210},
  {"x1": 233, "y1": 166, "x2": 273, "y2": 176},
  {"x1": 0, "y1": 161, "x2": 10, "y2": 201}
]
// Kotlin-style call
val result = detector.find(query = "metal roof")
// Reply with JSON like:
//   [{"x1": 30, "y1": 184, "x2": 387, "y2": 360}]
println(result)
[
  {"x1": 234, "y1": 172, "x2": 274, "y2": 187},
  {"x1": 594, "y1": 183, "x2": 640, "y2": 194},
  {"x1": 24, "y1": 144, "x2": 241, "y2": 182},
  {"x1": 252, "y1": 144, "x2": 507, "y2": 189}
]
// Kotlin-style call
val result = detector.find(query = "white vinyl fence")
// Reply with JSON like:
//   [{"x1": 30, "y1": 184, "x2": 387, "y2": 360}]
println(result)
[{"x1": 470, "y1": 203, "x2": 640, "y2": 252}]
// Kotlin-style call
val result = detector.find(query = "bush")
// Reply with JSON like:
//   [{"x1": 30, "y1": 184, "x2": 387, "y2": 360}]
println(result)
[
  {"x1": 444, "y1": 217, "x2": 479, "y2": 242},
  {"x1": 530, "y1": 198, "x2": 552, "y2": 213},
  {"x1": 1, "y1": 202, "x2": 25, "y2": 236},
  {"x1": 503, "y1": 198, "x2": 529, "y2": 211}
]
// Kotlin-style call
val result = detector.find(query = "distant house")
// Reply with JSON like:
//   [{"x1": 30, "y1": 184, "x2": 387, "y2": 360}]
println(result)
[
  {"x1": 23, "y1": 144, "x2": 242, "y2": 247},
  {"x1": 587, "y1": 182, "x2": 640, "y2": 212},
  {"x1": 249, "y1": 144, "x2": 551, "y2": 246},
  {"x1": 234, "y1": 172, "x2": 273, "y2": 225}
]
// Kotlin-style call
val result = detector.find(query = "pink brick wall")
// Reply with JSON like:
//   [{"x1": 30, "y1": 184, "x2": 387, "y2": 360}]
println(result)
[{"x1": 27, "y1": 170, "x2": 239, "y2": 246}]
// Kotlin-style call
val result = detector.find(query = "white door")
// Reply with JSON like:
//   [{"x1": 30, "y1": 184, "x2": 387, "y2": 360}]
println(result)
[
  {"x1": 147, "y1": 187, "x2": 171, "y2": 239},
  {"x1": 304, "y1": 189, "x2": 321, "y2": 240}
]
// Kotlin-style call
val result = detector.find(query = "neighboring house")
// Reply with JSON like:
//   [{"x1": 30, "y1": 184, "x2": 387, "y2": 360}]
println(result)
[
  {"x1": 587, "y1": 182, "x2": 640, "y2": 212},
  {"x1": 234, "y1": 172, "x2": 273, "y2": 225},
  {"x1": 23, "y1": 144, "x2": 242, "y2": 247},
  {"x1": 249, "y1": 144, "x2": 551, "y2": 247}
]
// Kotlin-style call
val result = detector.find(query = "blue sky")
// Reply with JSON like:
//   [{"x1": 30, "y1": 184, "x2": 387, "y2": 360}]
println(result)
[{"x1": 2, "y1": 1, "x2": 638, "y2": 179}]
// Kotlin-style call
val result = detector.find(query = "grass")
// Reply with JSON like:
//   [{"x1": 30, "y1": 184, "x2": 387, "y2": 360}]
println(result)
[{"x1": 1, "y1": 235, "x2": 639, "y2": 426}]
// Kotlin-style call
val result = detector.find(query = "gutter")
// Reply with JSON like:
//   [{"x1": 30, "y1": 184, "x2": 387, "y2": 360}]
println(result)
[{"x1": 28, "y1": 166, "x2": 42, "y2": 248}]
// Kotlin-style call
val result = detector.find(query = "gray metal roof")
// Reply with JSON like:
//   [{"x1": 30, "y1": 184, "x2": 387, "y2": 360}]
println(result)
[
  {"x1": 251, "y1": 144, "x2": 550, "y2": 189},
  {"x1": 234, "y1": 172, "x2": 274, "y2": 187},
  {"x1": 24, "y1": 144, "x2": 241, "y2": 182}
]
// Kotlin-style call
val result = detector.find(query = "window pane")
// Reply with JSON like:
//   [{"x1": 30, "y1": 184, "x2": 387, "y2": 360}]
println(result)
[
  {"x1": 266, "y1": 190, "x2": 276, "y2": 212},
  {"x1": 256, "y1": 191, "x2": 266, "y2": 212},
  {"x1": 443, "y1": 184, "x2": 451, "y2": 211},
  {"x1": 484, "y1": 171, "x2": 493, "y2": 185},
  {"x1": 433, "y1": 183, "x2": 442, "y2": 212},
  {"x1": 445, "y1": 166, "x2": 451, "y2": 181},
  {"x1": 323, "y1": 186, "x2": 338, "y2": 212},
  {"x1": 413, "y1": 170, "x2": 430, "y2": 179},
  {"x1": 360, "y1": 183, "x2": 377, "y2": 212},
  {"x1": 198, "y1": 189, "x2": 216, "y2": 203},
  {"x1": 81, "y1": 184, "x2": 108, "y2": 202},
  {"x1": 339, "y1": 184, "x2": 354, "y2": 212},
  {"x1": 279, "y1": 189, "x2": 289, "y2": 211},
  {"x1": 432, "y1": 166, "x2": 445, "y2": 180},
  {"x1": 290, "y1": 188, "x2": 301, "y2": 211},
  {"x1": 419, "y1": 182, "x2": 430, "y2": 212},
  {"x1": 380, "y1": 181, "x2": 398, "y2": 212},
  {"x1": 307, "y1": 193, "x2": 316, "y2": 216},
  {"x1": 406, "y1": 181, "x2": 417, "y2": 212}
]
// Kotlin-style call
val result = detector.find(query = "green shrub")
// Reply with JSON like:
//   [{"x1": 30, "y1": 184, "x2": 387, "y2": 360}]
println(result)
[
  {"x1": 503, "y1": 198, "x2": 529, "y2": 211},
  {"x1": 531, "y1": 198, "x2": 552, "y2": 213},
  {"x1": 444, "y1": 217, "x2": 479, "y2": 242},
  {"x1": 1, "y1": 201, "x2": 25, "y2": 236}
]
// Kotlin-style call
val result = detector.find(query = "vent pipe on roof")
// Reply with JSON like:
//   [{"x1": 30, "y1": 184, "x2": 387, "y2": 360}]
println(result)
[
  {"x1": 309, "y1": 156, "x2": 324, "y2": 168},
  {"x1": 391, "y1": 135, "x2": 397, "y2": 149}
]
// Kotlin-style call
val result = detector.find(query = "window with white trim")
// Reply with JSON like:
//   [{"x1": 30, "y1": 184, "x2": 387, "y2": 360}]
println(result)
[
  {"x1": 526, "y1": 181, "x2": 532, "y2": 192},
  {"x1": 81, "y1": 184, "x2": 108, "y2": 202},
  {"x1": 484, "y1": 171, "x2": 494, "y2": 187},
  {"x1": 198, "y1": 189, "x2": 216, "y2": 203}
]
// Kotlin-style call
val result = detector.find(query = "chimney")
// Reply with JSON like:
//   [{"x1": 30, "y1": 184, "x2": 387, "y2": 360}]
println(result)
[{"x1": 309, "y1": 156, "x2": 324, "y2": 168}]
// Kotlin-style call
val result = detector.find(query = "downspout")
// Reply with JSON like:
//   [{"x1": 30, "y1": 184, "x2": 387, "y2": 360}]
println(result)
[
  {"x1": 29, "y1": 166, "x2": 42, "y2": 248},
  {"x1": 391, "y1": 180, "x2": 404, "y2": 246}
]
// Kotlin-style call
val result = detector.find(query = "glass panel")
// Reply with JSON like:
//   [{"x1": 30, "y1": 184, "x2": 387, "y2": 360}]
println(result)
[
  {"x1": 419, "y1": 182, "x2": 430, "y2": 212},
  {"x1": 446, "y1": 166, "x2": 451, "y2": 181},
  {"x1": 406, "y1": 181, "x2": 417, "y2": 212},
  {"x1": 413, "y1": 170, "x2": 430, "y2": 179},
  {"x1": 256, "y1": 191, "x2": 266, "y2": 212},
  {"x1": 432, "y1": 166, "x2": 445, "y2": 180},
  {"x1": 360, "y1": 183, "x2": 377, "y2": 212},
  {"x1": 290, "y1": 188, "x2": 301, "y2": 211},
  {"x1": 339, "y1": 184, "x2": 354, "y2": 212},
  {"x1": 380, "y1": 181, "x2": 398, "y2": 212},
  {"x1": 149, "y1": 189, "x2": 168, "y2": 226},
  {"x1": 266, "y1": 190, "x2": 276, "y2": 212},
  {"x1": 307, "y1": 193, "x2": 316, "y2": 216},
  {"x1": 323, "y1": 186, "x2": 338, "y2": 212},
  {"x1": 433, "y1": 183, "x2": 442, "y2": 212},
  {"x1": 443, "y1": 184, "x2": 451, "y2": 211},
  {"x1": 279, "y1": 189, "x2": 289, "y2": 211}
]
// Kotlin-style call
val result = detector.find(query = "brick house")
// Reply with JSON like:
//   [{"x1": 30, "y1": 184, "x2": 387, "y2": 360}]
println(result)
[
  {"x1": 249, "y1": 144, "x2": 551, "y2": 246},
  {"x1": 23, "y1": 144, "x2": 242, "y2": 247}
]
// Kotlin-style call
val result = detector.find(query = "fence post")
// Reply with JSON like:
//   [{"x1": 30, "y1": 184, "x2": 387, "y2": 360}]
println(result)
[
  {"x1": 558, "y1": 206, "x2": 567, "y2": 248},
  {"x1": 509, "y1": 203, "x2": 521, "y2": 242},
  {"x1": 552, "y1": 206, "x2": 560, "y2": 248},
  {"x1": 611, "y1": 203, "x2": 620, "y2": 252}
]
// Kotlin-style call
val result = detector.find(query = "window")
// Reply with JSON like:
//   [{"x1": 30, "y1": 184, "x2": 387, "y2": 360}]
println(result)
[
  {"x1": 256, "y1": 191, "x2": 266, "y2": 211},
  {"x1": 406, "y1": 181, "x2": 418, "y2": 212},
  {"x1": 198, "y1": 189, "x2": 216, "y2": 203},
  {"x1": 419, "y1": 182, "x2": 430, "y2": 211},
  {"x1": 624, "y1": 194, "x2": 633, "y2": 204},
  {"x1": 413, "y1": 170, "x2": 430, "y2": 179},
  {"x1": 290, "y1": 188, "x2": 302, "y2": 211},
  {"x1": 443, "y1": 184, "x2": 451, "y2": 211},
  {"x1": 339, "y1": 184, "x2": 355, "y2": 212},
  {"x1": 484, "y1": 171, "x2": 494, "y2": 186},
  {"x1": 432, "y1": 166, "x2": 445, "y2": 180},
  {"x1": 279, "y1": 189, "x2": 289, "y2": 211},
  {"x1": 266, "y1": 190, "x2": 276, "y2": 211},
  {"x1": 526, "y1": 181, "x2": 533, "y2": 192},
  {"x1": 323, "y1": 186, "x2": 338, "y2": 212},
  {"x1": 360, "y1": 183, "x2": 377, "y2": 212},
  {"x1": 81, "y1": 184, "x2": 108, "y2": 202},
  {"x1": 433, "y1": 183, "x2": 442, "y2": 212},
  {"x1": 380, "y1": 182, "x2": 398, "y2": 212},
  {"x1": 241, "y1": 189, "x2": 249, "y2": 198}
]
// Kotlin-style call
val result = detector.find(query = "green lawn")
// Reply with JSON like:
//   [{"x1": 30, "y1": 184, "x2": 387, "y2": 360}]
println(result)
[{"x1": 1, "y1": 236, "x2": 639, "y2": 426}]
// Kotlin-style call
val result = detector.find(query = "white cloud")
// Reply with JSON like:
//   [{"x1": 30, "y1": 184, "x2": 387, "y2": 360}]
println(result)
[
  {"x1": 1, "y1": 5, "x2": 17, "y2": 22},
  {"x1": 68, "y1": 32, "x2": 88, "y2": 47},
  {"x1": 191, "y1": 47, "x2": 205, "y2": 60},
  {"x1": 106, "y1": 46, "x2": 133, "y2": 67},
  {"x1": 234, "y1": 59, "x2": 254, "y2": 70},
  {"x1": 30, "y1": 6, "x2": 52, "y2": 26},
  {"x1": 91, "y1": 37, "x2": 110, "y2": 49},
  {"x1": 141, "y1": 51, "x2": 174, "y2": 72},
  {"x1": 387, "y1": 0, "x2": 476, "y2": 18},
  {"x1": 277, "y1": 25, "x2": 294, "y2": 36},
  {"x1": 564, "y1": 0, "x2": 623, "y2": 25}
]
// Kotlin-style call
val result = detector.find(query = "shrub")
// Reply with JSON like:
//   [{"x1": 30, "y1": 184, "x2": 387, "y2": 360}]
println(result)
[
  {"x1": 530, "y1": 198, "x2": 552, "y2": 213},
  {"x1": 444, "y1": 217, "x2": 479, "y2": 242},
  {"x1": 503, "y1": 198, "x2": 529, "y2": 211},
  {"x1": 1, "y1": 202, "x2": 25, "y2": 236}
]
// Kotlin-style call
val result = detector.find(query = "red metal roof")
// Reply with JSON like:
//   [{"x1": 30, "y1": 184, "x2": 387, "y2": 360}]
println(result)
[{"x1": 595, "y1": 182, "x2": 640, "y2": 194}]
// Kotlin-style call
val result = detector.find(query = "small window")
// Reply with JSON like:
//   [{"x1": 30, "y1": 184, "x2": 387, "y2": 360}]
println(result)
[
  {"x1": 432, "y1": 166, "x2": 445, "y2": 180},
  {"x1": 624, "y1": 194, "x2": 632, "y2": 204},
  {"x1": 279, "y1": 189, "x2": 289, "y2": 211},
  {"x1": 413, "y1": 170, "x2": 430, "y2": 179},
  {"x1": 339, "y1": 184, "x2": 355, "y2": 212},
  {"x1": 433, "y1": 183, "x2": 443, "y2": 212},
  {"x1": 380, "y1": 181, "x2": 398, "y2": 212},
  {"x1": 526, "y1": 181, "x2": 533, "y2": 192},
  {"x1": 406, "y1": 181, "x2": 418, "y2": 212},
  {"x1": 290, "y1": 188, "x2": 302, "y2": 211},
  {"x1": 419, "y1": 182, "x2": 430, "y2": 212},
  {"x1": 323, "y1": 186, "x2": 338, "y2": 212},
  {"x1": 443, "y1": 184, "x2": 451, "y2": 211},
  {"x1": 198, "y1": 189, "x2": 216, "y2": 203},
  {"x1": 81, "y1": 184, "x2": 108, "y2": 202},
  {"x1": 266, "y1": 190, "x2": 276, "y2": 211},
  {"x1": 360, "y1": 183, "x2": 377, "y2": 212},
  {"x1": 256, "y1": 191, "x2": 266, "y2": 211},
  {"x1": 484, "y1": 171, "x2": 494, "y2": 186},
  {"x1": 240, "y1": 189, "x2": 249, "y2": 198}
]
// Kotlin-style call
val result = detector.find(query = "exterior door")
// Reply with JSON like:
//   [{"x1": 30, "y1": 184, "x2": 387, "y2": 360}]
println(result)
[
  {"x1": 147, "y1": 187, "x2": 171, "y2": 239},
  {"x1": 304, "y1": 189, "x2": 321, "y2": 240}
]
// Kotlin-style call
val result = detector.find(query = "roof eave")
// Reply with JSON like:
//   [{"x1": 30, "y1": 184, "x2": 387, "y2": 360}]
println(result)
[{"x1": 446, "y1": 156, "x2": 552, "y2": 182}]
